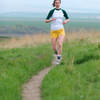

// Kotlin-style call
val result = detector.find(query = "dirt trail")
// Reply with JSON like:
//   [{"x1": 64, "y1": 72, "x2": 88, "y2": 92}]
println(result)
[{"x1": 22, "y1": 56, "x2": 56, "y2": 100}]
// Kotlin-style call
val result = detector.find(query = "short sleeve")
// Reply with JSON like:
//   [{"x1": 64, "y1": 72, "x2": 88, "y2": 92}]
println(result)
[
  {"x1": 62, "y1": 9, "x2": 69, "y2": 19},
  {"x1": 46, "y1": 8, "x2": 55, "y2": 20}
]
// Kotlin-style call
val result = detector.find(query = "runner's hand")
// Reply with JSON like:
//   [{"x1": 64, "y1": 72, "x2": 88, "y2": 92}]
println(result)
[
  {"x1": 63, "y1": 19, "x2": 70, "y2": 24},
  {"x1": 51, "y1": 18, "x2": 56, "y2": 21},
  {"x1": 63, "y1": 20, "x2": 68, "y2": 24}
]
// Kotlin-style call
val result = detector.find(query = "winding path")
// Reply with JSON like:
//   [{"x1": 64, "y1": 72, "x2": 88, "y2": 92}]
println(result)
[{"x1": 22, "y1": 56, "x2": 56, "y2": 100}]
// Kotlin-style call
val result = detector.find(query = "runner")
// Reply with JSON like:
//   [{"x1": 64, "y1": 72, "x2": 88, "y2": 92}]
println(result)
[{"x1": 45, "y1": 0, "x2": 70, "y2": 64}]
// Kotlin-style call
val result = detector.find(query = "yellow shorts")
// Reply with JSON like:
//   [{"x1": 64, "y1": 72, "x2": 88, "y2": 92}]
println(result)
[{"x1": 50, "y1": 28, "x2": 65, "y2": 38}]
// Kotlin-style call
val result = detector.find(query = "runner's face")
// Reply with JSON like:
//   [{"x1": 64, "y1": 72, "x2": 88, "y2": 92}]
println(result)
[{"x1": 55, "y1": 0, "x2": 61, "y2": 8}]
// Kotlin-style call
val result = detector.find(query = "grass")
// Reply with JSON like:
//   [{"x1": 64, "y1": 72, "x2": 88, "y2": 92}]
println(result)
[
  {"x1": 0, "y1": 43, "x2": 53, "y2": 100},
  {"x1": 0, "y1": 34, "x2": 51, "y2": 48},
  {"x1": 0, "y1": 31, "x2": 100, "y2": 100},
  {"x1": 41, "y1": 39, "x2": 100, "y2": 100}
]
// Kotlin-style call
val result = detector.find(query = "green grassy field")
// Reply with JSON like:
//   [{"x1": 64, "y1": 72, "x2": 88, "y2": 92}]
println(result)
[
  {"x1": 0, "y1": 43, "x2": 53, "y2": 100},
  {"x1": 41, "y1": 39, "x2": 100, "y2": 100},
  {"x1": 0, "y1": 35, "x2": 100, "y2": 100}
]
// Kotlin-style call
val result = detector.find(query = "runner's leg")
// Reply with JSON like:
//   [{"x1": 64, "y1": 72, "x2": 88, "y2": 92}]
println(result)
[
  {"x1": 58, "y1": 35, "x2": 64, "y2": 55},
  {"x1": 51, "y1": 38, "x2": 58, "y2": 54}
]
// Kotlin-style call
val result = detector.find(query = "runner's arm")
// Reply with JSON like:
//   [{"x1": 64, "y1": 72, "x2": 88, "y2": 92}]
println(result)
[
  {"x1": 45, "y1": 18, "x2": 56, "y2": 23},
  {"x1": 62, "y1": 9, "x2": 70, "y2": 24},
  {"x1": 63, "y1": 19, "x2": 70, "y2": 24},
  {"x1": 45, "y1": 9, "x2": 55, "y2": 23}
]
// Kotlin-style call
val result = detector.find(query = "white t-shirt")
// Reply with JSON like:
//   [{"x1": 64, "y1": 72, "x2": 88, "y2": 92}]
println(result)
[{"x1": 46, "y1": 8, "x2": 69, "y2": 31}]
